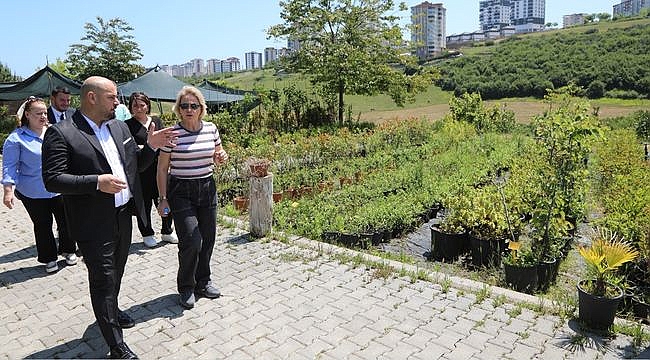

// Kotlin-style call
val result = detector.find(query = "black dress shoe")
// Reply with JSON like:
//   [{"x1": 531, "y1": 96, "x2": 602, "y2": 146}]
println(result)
[
  {"x1": 117, "y1": 310, "x2": 135, "y2": 329},
  {"x1": 109, "y1": 342, "x2": 138, "y2": 359}
]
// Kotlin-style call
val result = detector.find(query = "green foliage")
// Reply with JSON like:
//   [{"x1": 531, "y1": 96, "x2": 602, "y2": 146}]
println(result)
[
  {"x1": 579, "y1": 227, "x2": 639, "y2": 297},
  {"x1": 437, "y1": 22, "x2": 650, "y2": 99},
  {"x1": 448, "y1": 92, "x2": 515, "y2": 133},
  {"x1": 268, "y1": 0, "x2": 436, "y2": 123},
  {"x1": 0, "y1": 105, "x2": 16, "y2": 153},
  {"x1": 65, "y1": 17, "x2": 145, "y2": 82},
  {"x1": 530, "y1": 88, "x2": 604, "y2": 257},
  {"x1": 634, "y1": 110, "x2": 650, "y2": 141},
  {"x1": 0, "y1": 62, "x2": 21, "y2": 82}
]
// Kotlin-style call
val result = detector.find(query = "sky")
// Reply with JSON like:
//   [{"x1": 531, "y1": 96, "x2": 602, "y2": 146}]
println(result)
[{"x1": 1, "y1": 0, "x2": 618, "y2": 79}]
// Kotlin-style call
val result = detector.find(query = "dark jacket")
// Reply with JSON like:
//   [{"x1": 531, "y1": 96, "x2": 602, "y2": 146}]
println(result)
[{"x1": 41, "y1": 110, "x2": 155, "y2": 243}]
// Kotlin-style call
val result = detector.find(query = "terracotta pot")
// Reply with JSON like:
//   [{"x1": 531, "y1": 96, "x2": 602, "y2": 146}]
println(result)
[
  {"x1": 233, "y1": 196, "x2": 249, "y2": 212},
  {"x1": 249, "y1": 163, "x2": 268, "y2": 177}
]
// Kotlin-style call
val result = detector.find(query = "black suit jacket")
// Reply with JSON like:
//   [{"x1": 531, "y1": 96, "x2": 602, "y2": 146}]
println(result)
[
  {"x1": 124, "y1": 116, "x2": 163, "y2": 200},
  {"x1": 42, "y1": 110, "x2": 155, "y2": 243},
  {"x1": 47, "y1": 106, "x2": 76, "y2": 125}
]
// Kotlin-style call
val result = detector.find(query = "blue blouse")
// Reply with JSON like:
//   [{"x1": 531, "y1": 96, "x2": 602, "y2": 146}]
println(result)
[{"x1": 2, "y1": 126, "x2": 59, "y2": 199}]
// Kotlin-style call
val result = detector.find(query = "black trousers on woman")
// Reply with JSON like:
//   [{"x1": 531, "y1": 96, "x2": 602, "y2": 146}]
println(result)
[
  {"x1": 168, "y1": 176, "x2": 217, "y2": 294},
  {"x1": 18, "y1": 191, "x2": 75, "y2": 263}
]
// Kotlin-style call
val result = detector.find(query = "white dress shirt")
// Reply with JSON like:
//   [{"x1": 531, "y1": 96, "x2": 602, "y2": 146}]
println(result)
[{"x1": 84, "y1": 116, "x2": 132, "y2": 207}]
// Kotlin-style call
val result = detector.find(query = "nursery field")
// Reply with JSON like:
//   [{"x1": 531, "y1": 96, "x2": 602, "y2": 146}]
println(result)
[{"x1": 217, "y1": 92, "x2": 650, "y2": 331}]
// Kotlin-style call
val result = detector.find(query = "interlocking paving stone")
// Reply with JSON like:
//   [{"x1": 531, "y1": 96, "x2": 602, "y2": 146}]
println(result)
[{"x1": 0, "y1": 201, "x2": 648, "y2": 359}]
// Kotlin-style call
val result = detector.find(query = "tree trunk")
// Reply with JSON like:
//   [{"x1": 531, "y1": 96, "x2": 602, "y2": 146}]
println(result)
[
  {"x1": 338, "y1": 82, "x2": 344, "y2": 125},
  {"x1": 249, "y1": 173, "x2": 273, "y2": 238}
]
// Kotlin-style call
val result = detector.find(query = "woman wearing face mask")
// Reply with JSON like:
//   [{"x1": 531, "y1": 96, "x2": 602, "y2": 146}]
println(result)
[
  {"x1": 2, "y1": 96, "x2": 77, "y2": 273},
  {"x1": 156, "y1": 86, "x2": 228, "y2": 309}
]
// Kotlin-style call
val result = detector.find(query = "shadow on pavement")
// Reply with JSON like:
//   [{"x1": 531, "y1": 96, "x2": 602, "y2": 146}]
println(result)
[
  {"x1": 0, "y1": 261, "x2": 65, "y2": 287},
  {"x1": 225, "y1": 233, "x2": 251, "y2": 245},
  {"x1": 0, "y1": 245, "x2": 37, "y2": 265},
  {"x1": 124, "y1": 293, "x2": 184, "y2": 324},
  {"x1": 25, "y1": 322, "x2": 107, "y2": 359},
  {"x1": 554, "y1": 319, "x2": 625, "y2": 357}
]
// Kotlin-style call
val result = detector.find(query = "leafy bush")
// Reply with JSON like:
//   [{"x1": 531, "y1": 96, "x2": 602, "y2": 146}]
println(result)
[{"x1": 634, "y1": 110, "x2": 650, "y2": 141}]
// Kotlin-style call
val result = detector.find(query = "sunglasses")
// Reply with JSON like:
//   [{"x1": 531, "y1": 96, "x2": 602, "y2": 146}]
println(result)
[{"x1": 179, "y1": 103, "x2": 201, "y2": 110}]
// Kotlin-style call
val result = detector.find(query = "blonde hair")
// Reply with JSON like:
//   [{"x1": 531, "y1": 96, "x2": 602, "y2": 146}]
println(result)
[{"x1": 172, "y1": 86, "x2": 207, "y2": 120}]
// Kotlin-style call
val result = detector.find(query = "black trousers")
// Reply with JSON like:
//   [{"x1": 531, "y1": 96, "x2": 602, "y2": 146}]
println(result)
[
  {"x1": 136, "y1": 196, "x2": 174, "y2": 237},
  {"x1": 18, "y1": 191, "x2": 75, "y2": 263},
  {"x1": 168, "y1": 176, "x2": 217, "y2": 293},
  {"x1": 77, "y1": 199, "x2": 133, "y2": 349}
]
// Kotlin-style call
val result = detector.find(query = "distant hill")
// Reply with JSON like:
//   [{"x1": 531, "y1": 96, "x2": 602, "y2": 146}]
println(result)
[{"x1": 436, "y1": 18, "x2": 650, "y2": 100}]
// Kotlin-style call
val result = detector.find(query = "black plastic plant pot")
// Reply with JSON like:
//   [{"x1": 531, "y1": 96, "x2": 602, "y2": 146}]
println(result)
[{"x1": 577, "y1": 280, "x2": 623, "y2": 330}]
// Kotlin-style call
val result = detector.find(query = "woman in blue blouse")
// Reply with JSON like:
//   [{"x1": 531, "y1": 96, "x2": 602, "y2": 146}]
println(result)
[{"x1": 2, "y1": 97, "x2": 77, "y2": 273}]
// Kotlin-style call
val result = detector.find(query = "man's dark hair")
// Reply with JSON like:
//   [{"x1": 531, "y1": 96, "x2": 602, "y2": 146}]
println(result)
[{"x1": 51, "y1": 86, "x2": 71, "y2": 96}]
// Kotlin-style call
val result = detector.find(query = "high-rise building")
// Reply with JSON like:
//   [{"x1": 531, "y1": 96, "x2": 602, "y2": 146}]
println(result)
[
  {"x1": 478, "y1": 0, "x2": 545, "y2": 34},
  {"x1": 480, "y1": 0, "x2": 513, "y2": 31},
  {"x1": 563, "y1": 13, "x2": 587, "y2": 28},
  {"x1": 245, "y1": 51, "x2": 263, "y2": 70},
  {"x1": 411, "y1": 2, "x2": 446, "y2": 61},
  {"x1": 613, "y1": 0, "x2": 650, "y2": 17},
  {"x1": 222, "y1": 58, "x2": 241, "y2": 73},
  {"x1": 288, "y1": 38, "x2": 301, "y2": 52},
  {"x1": 189, "y1": 58, "x2": 205, "y2": 77},
  {"x1": 264, "y1": 47, "x2": 278, "y2": 66},
  {"x1": 511, "y1": 0, "x2": 545, "y2": 33}
]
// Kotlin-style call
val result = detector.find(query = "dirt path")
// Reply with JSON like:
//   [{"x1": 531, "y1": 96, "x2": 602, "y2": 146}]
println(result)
[{"x1": 360, "y1": 101, "x2": 647, "y2": 124}]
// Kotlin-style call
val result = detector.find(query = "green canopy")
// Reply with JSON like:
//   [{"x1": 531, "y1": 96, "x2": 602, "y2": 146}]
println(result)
[
  {"x1": 118, "y1": 67, "x2": 251, "y2": 105},
  {"x1": 0, "y1": 66, "x2": 81, "y2": 101}
]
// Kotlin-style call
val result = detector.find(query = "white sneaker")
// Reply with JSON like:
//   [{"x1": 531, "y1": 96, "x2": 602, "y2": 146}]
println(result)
[
  {"x1": 161, "y1": 233, "x2": 178, "y2": 243},
  {"x1": 62, "y1": 253, "x2": 77, "y2": 266},
  {"x1": 45, "y1": 261, "x2": 59, "y2": 273},
  {"x1": 143, "y1": 235, "x2": 158, "y2": 248}
]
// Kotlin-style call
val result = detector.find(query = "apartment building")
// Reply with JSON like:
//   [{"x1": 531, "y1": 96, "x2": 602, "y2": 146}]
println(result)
[
  {"x1": 563, "y1": 13, "x2": 587, "y2": 28},
  {"x1": 479, "y1": 0, "x2": 513, "y2": 31},
  {"x1": 478, "y1": 0, "x2": 545, "y2": 33},
  {"x1": 613, "y1": 0, "x2": 650, "y2": 17},
  {"x1": 245, "y1": 51, "x2": 263, "y2": 70},
  {"x1": 264, "y1": 47, "x2": 278, "y2": 66},
  {"x1": 411, "y1": 2, "x2": 446, "y2": 61},
  {"x1": 511, "y1": 0, "x2": 546, "y2": 33}
]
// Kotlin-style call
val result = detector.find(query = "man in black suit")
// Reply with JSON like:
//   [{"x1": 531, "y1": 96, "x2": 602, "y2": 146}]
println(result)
[
  {"x1": 47, "y1": 86, "x2": 76, "y2": 124},
  {"x1": 42, "y1": 76, "x2": 177, "y2": 359}
]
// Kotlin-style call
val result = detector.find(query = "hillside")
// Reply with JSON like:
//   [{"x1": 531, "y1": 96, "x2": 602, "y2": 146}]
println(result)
[
  {"x1": 437, "y1": 18, "x2": 650, "y2": 100},
  {"x1": 215, "y1": 18, "x2": 650, "y2": 123}
]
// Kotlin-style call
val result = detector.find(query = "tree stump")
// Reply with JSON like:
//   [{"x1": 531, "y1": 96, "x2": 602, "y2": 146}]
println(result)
[{"x1": 250, "y1": 172, "x2": 273, "y2": 238}]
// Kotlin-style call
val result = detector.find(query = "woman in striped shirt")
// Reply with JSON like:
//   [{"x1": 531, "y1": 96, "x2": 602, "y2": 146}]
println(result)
[{"x1": 156, "y1": 86, "x2": 229, "y2": 309}]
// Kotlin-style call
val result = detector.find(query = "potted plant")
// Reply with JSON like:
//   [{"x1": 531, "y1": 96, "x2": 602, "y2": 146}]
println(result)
[
  {"x1": 430, "y1": 189, "x2": 470, "y2": 262},
  {"x1": 245, "y1": 156, "x2": 272, "y2": 177},
  {"x1": 577, "y1": 227, "x2": 639, "y2": 330},
  {"x1": 503, "y1": 241, "x2": 538, "y2": 293}
]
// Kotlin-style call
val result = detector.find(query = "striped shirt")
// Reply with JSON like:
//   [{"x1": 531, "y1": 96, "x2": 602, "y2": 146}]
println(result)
[{"x1": 160, "y1": 121, "x2": 221, "y2": 179}]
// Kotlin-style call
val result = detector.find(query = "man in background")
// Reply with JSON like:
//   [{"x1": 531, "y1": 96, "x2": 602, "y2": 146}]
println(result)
[{"x1": 47, "y1": 86, "x2": 75, "y2": 124}]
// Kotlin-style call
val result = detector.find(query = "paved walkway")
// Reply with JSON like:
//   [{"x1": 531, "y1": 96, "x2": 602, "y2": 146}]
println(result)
[{"x1": 1, "y1": 200, "x2": 648, "y2": 359}]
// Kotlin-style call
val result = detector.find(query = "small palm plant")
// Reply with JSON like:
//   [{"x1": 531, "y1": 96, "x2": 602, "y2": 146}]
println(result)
[{"x1": 578, "y1": 227, "x2": 639, "y2": 297}]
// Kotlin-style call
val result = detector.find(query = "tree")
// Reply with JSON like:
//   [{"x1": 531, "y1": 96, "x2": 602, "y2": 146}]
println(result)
[
  {"x1": 597, "y1": 13, "x2": 611, "y2": 22},
  {"x1": 66, "y1": 17, "x2": 144, "y2": 83},
  {"x1": 268, "y1": 0, "x2": 435, "y2": 124},
  {"x1": 0, "y1": 62, "x2": 20, "y2": 82},
  {"x1": 48, "y1": 59, "x2": 73, "y2": 78}
]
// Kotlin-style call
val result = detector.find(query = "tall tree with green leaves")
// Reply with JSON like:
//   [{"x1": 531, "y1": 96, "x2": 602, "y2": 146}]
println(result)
[
  {"x1": 0, "y1": 62, "x2": 21, "y2": 82},
  {"x1": 66, "y1": 17, "x2": 144, "y2": 83},
  {"x1": 268, "y1": 0, "x2": 435, "y2": 124}
]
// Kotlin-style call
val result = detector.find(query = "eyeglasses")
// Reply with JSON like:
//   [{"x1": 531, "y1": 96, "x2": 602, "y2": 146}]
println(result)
[{"x1": 179, "y1": 103, "x2": 201, "y2": 110}]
